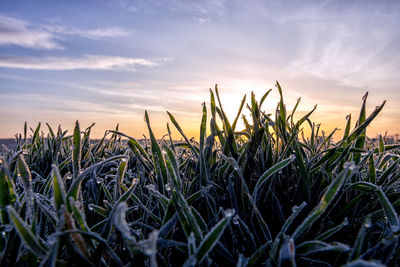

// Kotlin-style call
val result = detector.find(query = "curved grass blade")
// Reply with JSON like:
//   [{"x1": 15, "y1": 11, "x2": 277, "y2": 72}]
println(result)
[
  {"x1": 167, "y1": 111, "x2": 198, "y2": 157},
  {"x1": 146, "y1": 111, "x2": 168, "y2": 192},
  {"x1": 67, "y1": 155, "x2": 127, "y2": 203},
  {"x1": 252, "y1": 155, "x2": 296, "y2": 201},
  {"x1": 196, "y1": 210, "x2": 234, "y2": 263},
  {"x1": 164, "y1": 145, "x2": 182, "y2": 191},
  {"x1": 6, "y1": 206, "x2": 46, "y2": 257},
  {"x1": 292, "y1": 163, "x2": 356, "y2": 240},
  {"x1": 297, "y1": 240, "x2": 350, "y2": 256},
  {"x1": 344, "y1": 100, "x2": 386, "y2": 146},
  {"x1": 350, "y1": 181, "x2": 399, "y2": 232},
  {"x1": 0, "y1": 158, "x2": 16, "y2": 222},
  {"x1": 247, "y1": 241, "x2": 272, "y2": 266},
  {"x1": 51, "y1": 164, "x2": 66, "y2": 210},
  {"x1": 349, "y1": 215, "x2": 371, "y2": 260},
  {"x1": 232, "y1": 94, "x2": 246, "y2": 131},
  {"x1": 17, "y1": 155, "x2": 32, "y2": 194},
  {"x1": 48, "y1": 230, "x2": 123, "y2": 266},
  {"x1": 113, "y1": 202, "x2": 136, "y2": 243},
  {"x1": 353, "y1": 92, "x2": 368, "y2": 162},
  {"x1": 315, "y1": 217, "x2": 348, "y2": 241}
]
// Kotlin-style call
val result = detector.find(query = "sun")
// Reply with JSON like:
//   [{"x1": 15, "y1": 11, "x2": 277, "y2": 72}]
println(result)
[{"x1": 213, "y1": 80, "x2": 278, "y2": 132}]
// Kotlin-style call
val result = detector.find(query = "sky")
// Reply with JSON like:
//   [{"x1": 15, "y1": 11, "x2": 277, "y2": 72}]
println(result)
[{"x1": 0, "y1": 0, "x2": 399, "y2": 140}]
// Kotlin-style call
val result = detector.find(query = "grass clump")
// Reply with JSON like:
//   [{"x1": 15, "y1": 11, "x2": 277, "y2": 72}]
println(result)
[{"x1": 1, "y1": 81, "x2": 399, "y2": 266}]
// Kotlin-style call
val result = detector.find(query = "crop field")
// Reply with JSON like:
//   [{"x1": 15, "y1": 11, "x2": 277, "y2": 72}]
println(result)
[{"x1": 0, "y1": 82, "x2": 399, "y2": 266}]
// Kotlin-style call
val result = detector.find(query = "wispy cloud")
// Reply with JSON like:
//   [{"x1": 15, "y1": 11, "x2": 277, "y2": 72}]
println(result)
[
  {"x1": 43, "y1": 25, "x2": 129, "y2": 39},
  {"x1": 0, "y1": 15, "x2": 61, "y2": 50},
  {"x1": 0, "y1": 55, "x2": 167, "y2": 71},
  {"x1": 285, "y1": 2, "x2": 400, "y2": 88},
  {"x1": 0, "y1": 15, "x2": 129, "y2": 50},
  {"x1": 111, "y1": 0, "x2": 226, "y2": 21}
]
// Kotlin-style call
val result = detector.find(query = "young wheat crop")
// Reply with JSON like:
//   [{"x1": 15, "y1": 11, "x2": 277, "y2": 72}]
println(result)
[{"x1": 0, "y1": 82, "x2": 399, "y2": 266}]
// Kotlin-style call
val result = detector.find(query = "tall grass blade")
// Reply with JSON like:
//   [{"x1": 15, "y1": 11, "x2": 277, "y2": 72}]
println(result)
[
  {"x1": 6, "y1": 206, "x2": 46, "y2": 257},
  {"x1": 196, "y1": 210, "x2": 234, "y2": 263},
  {"x1": 72, "y1": 120, "x2": 81, "y2": 180}
]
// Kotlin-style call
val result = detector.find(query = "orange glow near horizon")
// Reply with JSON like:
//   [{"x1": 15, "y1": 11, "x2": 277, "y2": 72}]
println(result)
[{"x1": 5, "y1": 83, "x2": 396, "y2": 144}]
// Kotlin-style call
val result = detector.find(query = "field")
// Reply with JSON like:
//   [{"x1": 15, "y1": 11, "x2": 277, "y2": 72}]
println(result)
[{"x1": 0, "y1": 82, "x2": 399, "y2": 266}]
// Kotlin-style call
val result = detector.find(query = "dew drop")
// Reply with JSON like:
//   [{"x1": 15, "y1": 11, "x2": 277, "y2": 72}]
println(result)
[
  {"x1": 135, "y1": 229, "x2": 142, "y2": 236},
  {"x1": 364, "y1": 221, "x2": 372, "y2": 228},
  {"x1": 3, "y1": 225, "x2": 13, "y2": 232},
  {"x1": 165, "y1": 183, "x2": 171, "y2": 192},
  {"x1": 142, "y1": 240, "x2": 154, "y2": 255},
  {"x1": 146, "y1": 184, "x2": 156, "y2": 192},
  {"x1": 185, "y1": 256, "x2": 196, "y2": 266},
  {"x1": 232, "y1": 215, "x2": 239, "y2": 225},
  {"x1": 47, "y1": 235, "x2": 57, "y2": 245},
  {"x1": 188, "y1": 232, "x2": 195, "y2": 244},
  {"x1": 292, "y1": 205, "x2": 299, "y2": 213},
  {"x1": 224, "y1": 209, "x2": 235, "y2": 217}
]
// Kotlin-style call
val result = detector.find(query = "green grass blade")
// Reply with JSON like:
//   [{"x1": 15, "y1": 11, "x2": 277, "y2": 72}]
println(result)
[
  {"x1": 146, "y1": 111, "x2": 169, "y2": 192},
  {"x1": 353, "y1": 92, "x2": 368, "y2": 162},
  {"x1": 252, "y1": 155, "x2": 296, "y2": 200},
  {"x1": 196, "y1": 210, "x2": 234, "y2": 263},
  {"x1": 17, "y1": 155, "x2": 32, "y2": 193},
  {"x1": 72, "y1": 120, "x2": 81, "y2": 180},
  {"x1": 344, "y1": 100, "x2": 386, "y2": 145},
  {"x1": 167, "y1": 111, "x2": 198, "y2": 157},
  {"x1": 376, "y1": 188, "x2": 399, "y2": 232},
  {"x1": 67, "y1": 155, "x2": 127, "y2": 202},
  {"x1": 6, "y1": 206, "x2": 46, "y2": 257},
  {"x1": 0, "y1": 158, "x2": 16, "y2": 217},
  {"x1": 259, "y1": 89, "x2": 272, "y2": 109},
  {"x1": 113, "y1": 202, "x2": 136, "y2": 243},
  {"x1": 51, "y1": 164, "x2": 66, "y2": 210},
  {"x1": 349, "y1": 215, "x2": 371, "y2": 260},
  {"x1": 315, "y1": 217, "x2": 348, "y2": 241},
  {"x1": 164, "y1": 145, "x2": 182, "y2": 191},
  {"x1": 115, "y1": 156, "x2": 128, "y2": 200},
  {"x1": 232, "y1": 94, "x2": 246, "y2": 131},
  {"x1": 297, "y1": 240, "x2": 350, "y2": 256},
  {"x1": 292, "y1": 163, "x2": 356, "y2": 240},
  {"x1": 247, "y1": 241, "x2": 272, "y2": 266}
]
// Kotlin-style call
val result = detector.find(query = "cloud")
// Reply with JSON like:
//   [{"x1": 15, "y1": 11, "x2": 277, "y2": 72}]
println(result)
[
  {"x1": 111, "y1": 0, "x2": 226, "y2": 20},
  {"x1": 0, "y1": 55, "x2": 167, "y2": 71},
  {"x1": 43, "y1": 25, "x2": 129, "y2": 39},
  {"x1": 0, "y1": 15, "x2": 130, "y2": 50},
  {"x1": 283, "y1": 2, "x2": 400, "y2": 88},
  {"x1": 0, "y1": 15, "x2": 61, "y2": 50}
]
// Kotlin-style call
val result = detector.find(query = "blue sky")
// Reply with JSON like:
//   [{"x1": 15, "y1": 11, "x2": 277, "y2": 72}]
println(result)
[{"x1": 0, "y1": 0, "x2": 399, "y2": 139}]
